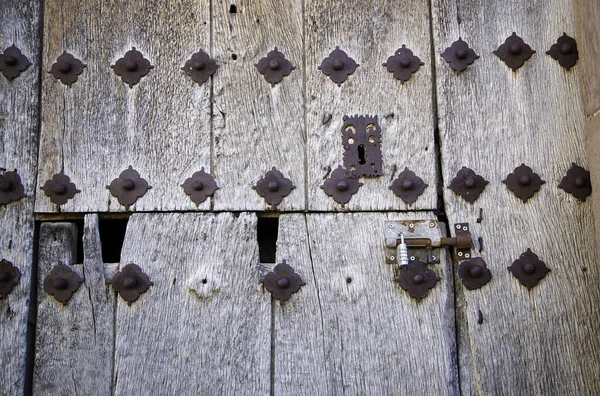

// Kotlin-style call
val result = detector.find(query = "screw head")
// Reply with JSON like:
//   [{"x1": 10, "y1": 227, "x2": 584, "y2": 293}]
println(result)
[
  {"x1": 413, "y1": 274, "x2": 425, "y2": 284},
  {"x1": 336, "y1": 179, "x2": 349, "y2": 192},
  {"x1": 191, "y1": 180, "x2": 204, "y2": 191},
  {"x1": 124, "y1": 60, "x2": 138, "y2": 72},
  {"x1": 429, "y1": 222, "x2": 435, "y2": 228},
  {"x1": 389, "y1": 256, "x2": 395, "y2": 261},
  {"x1": 267, "y1": 180, "x2": 279, "y2": 192},
  {"x1": 458, "y1": 252, "x2": 463, "y2": 256},
  {"x1": 0, "y1": 179, "x2": 12, "y2": 192},
  {"x1": 277, "y1": 277, "x2": 290, "y2": 289},
  {"x1": 409, "y1": 223, "x2": 415, "y2": 228},
  {"x1": 121, "y1": 179, "x2": 135, "y2": 191},
  {"x1": 269, "y1": 59, "x2": 280, "y2": 70},
  {"x1": 52, "y1": 277, "x2": 69, "y2": 290},
  {"x1": 456, "y1": 224, "x2": 461, "y2": 229},
  {"x1": 465, "y1": 253, "x2": 471, "y2": 258}
]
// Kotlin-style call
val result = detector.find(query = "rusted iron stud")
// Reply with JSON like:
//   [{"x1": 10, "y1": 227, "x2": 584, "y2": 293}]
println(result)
[
  {"x1": 448, "y1": 167, "x2": 488, "y2": 204},
  {"x1": 43, "y1": 263, "x2": 83, "y2": 305},
  {"x1": 107, "y1": 166, "x2": 151, "y2": 210},
  {"x1": 395, "y1": 258, "x2": 440, "y2": 301},
  {"x1": 0, "y1": 259, "x2": 21, "y2": 298},
  {"x1": 458, "y1": 257, "x2": 492, "y2": 290},
  {"x1": 558, "y1": 163, "x2": 591, "y2": 201},
  {"x1": 0, "y1": 170, "x2": 25, "y2": 205},
  {"x1": 253, "y1": 167, "x2": 295, "y2": 207},
  {"x1": 261, "y1": 260, "x2": 305, "y2": 302},
  {"x1": 383, "y1": 44, "x2": 424, "y2": 83},
  {"x1": 389, "y1": 167, "x2": 428, "y2": 204},
  {"x1": 546, "y1": 33, "x2": 578, "y2": 70},
  {"x1": 494, "y1": 32, "x2": 535, "y2": 72},
  {"x1": 111, "y1": 47, "x2": 153, "y2": 88},
  {"x1": 0, "y1": 45, "x2": 31, "y2": 80},
  {"x1": 49, "y1": 51, "x2": 86, "y2": 86},
  {"x1": 342, "y1": 115, "x2": 383, "y2": 177},
  {"x1": 182, "y1": 49, "x2": 218, "y2": 85},
  {"x1": 440, "y1": 38, "x2": 479, "y2": 73},
  {"x1": 111, "y1": 263, "x2": 153, "y2": 304},
  {"x1": 508, "y1": 249, "x2": 550, "y2": 290},
  {"x1": 502, "y1": 163, "x2": 545, "y2": 203},
  {"x1": 40, "y1": 171, "x2": 80, "y2": 206},
  {"x1": 318, "y1": 46, "x2": 358, "y2": 86},
  {"x1": 320, "y1": 165, "x2": 362, "y2": 206},
  {"x1": 181, "y1": 168, "x2": 219, "y2": 206},
  {"x1": 255, "y1": 48, "x2": 295, "y2": 86}
]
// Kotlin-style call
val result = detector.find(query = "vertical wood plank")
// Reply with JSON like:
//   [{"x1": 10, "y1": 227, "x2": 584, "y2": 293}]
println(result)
[
  {"x1": 212, "y1": 1, "x2": 305, "y2": 211},
  {"x1": 432, "y1": 0, "x2": 600, "y2": 393},
  {"x1": 273, "y1": 213, "x2": 458, "y2": 394},
  {"x1": 305, "y1": 0, "x2": 438, "y2": 211},
  {"x1": 0, "y1": 1, "x2": 41, "y2": 393},
  {"x1": 33, "y1": 217, "x2": 114, "y2": 395},
  {"x1": 36, "y1": 0, "x2": 211, "y2": 212},
  {"x1": 113, "y1": 213, "x2": 270, "y2": 395}
]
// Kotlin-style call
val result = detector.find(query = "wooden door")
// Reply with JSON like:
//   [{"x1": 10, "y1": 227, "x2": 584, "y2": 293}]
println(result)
[{"x1": 1, "y1": 0, "x2": 599, "y2": 395}]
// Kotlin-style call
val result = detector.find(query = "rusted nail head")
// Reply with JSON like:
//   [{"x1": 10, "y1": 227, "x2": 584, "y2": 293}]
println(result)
[
  {"x1": 191, "y1": 180, "x2": 204, "y2": 191},
  {"x1": 53, "y1": 277, "x2": 69, "y2": 290},
  {"x1": 0, "y1": 180, "x2": 11, "y2": 192},
  {"x1": 58, "y1": 61, "x2": 72, "y2": 73},
  {"x1": 269, "y1": 60, "x2": 280, "y2": 70},
  {"x1": 523, "y1": 263, "x2": 536, "y2": 274},
  {"x1": 464, "y1": 177, "x2": 476, "y2": 188},
  {"x1": 4, "y1": 55, "x2": 17, "y2": 66},
  {"x1": 332, "y1": 59, "x2": 344, "y2": 70},
  {"x1": 509, "y1": 43, "x2": 522, "y2": 55},
  {"x1": 399, "y1": 55, "x2": 411, "y2": 67},
  {"x1": 267, "y1": 180, "x2": 279, "y2": 192},
  {"x1": 574, "y1": 177, "x2": 585, "y2": 188},
  {"x1": 519, "y1": 175, "x2": 531, "y2": 186},
  {"x1": 402, "y1": 179, "x2": 415, "y2": 190},
  {"x1": 53, "y1": 183, "x2": 67, "y2": 195},
  {"x1": 125, "y1": 60, "x2": 138, "y2": 72},
  {"x1": 121, "y1": 179, "x2": 135, "y2": 191},
  {"x1": 336, "y1": 180, "x2": 349, "y2": 191},
  {"x1": 469, "y1": 266, "x2": 483, "y2": 278},
  {"x1": 277, "y1": 277, "x2": 290, "y2": 289},
  {"x1": 456, "y1": 48, "x2": 468, "y2": 60},
  {"x1": 193, "y1": 59, "x2": 206, "y2": 70},
  {"x1": 413, "y1": 274, "x2": 425, "y2": 284},
  {"x1": 560, "y1": 43, "x2": 572, "y2": 54},
  {"x1": 0, "y1": 271, "x2": 9, "y2": 282},
  {"x1": 122, "y1": 276, "x2": 138, "y2": 289}
]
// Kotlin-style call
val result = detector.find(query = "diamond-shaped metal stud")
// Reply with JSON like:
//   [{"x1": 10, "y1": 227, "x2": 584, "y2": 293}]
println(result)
[
  {"x1": 261, "y1": 260, "x2": 305, "y2": 302},
  {"x1": 255, "y1": 48, "x2": 295, "y2": 87},
  {"x1": 318, "y1": 46, "x2": 358, "y2": 86},
  {"x1": 40, "y1": 171, "x2": 80, "y2": 206},
  {"x1": 558, "y1": 163, "x2": 591, "y2": 201},
  {"x1": 389, "y1": 167, "x2": 428, "y2": 204},
  {"x1": 0, "y1": 170, "x2": 25, "y2": 205},
  {"x1": 111, "y1": 47, "x2": 153, "y2": 88},
  {"x1": 494, "y1": 32, "x2": 535, "y2": 71},
  {"x1": 546, "y1": 33, "x2": 578, "y2": 70},
  {"x1": 107, "y1": 166, "x2": 151, "y2": 210},
  {"x1": 320, "y1": 165, "x2": 362, "y2": 206},
  {"x1": 395, "y1": 258, "x2": 440, "y2": 301},
  {"x1": 508, "y1": 249, "x2": 550, "y2": 290},
  {"x1": 502, "y1": 163, "x2": 545, "y2": 203},
  {"x1": 383, "y1": 45, "x2": 424, "y2": 83},
  {"x1": 253, "y1": 167, "x2": 295, "y2": 207},
  {"x1": 458, "y1": 257, "x2": 492, "y2": 290},
  {"x1": 448, "y1": 167, "x2": 488, "y2": 204},
  {"x1": 43, "y1": 264, "x2": 84, "y2": 305},
  {"x1": 440, "y1": 38, "x2": 479, "y2": 73},
  {"x1": 182, "y1": 50, "x2": 218, "y2": 85},
  {"x1": 111, "y1": 263, "x2": 153, "y2": 304},
  {"x1": 0, "y1": 45, "x2": 31, "y2": 80},
  {"x1": 181, "y1": 168, "x2": 219, "y2": 206},
  {"x1": 0, "y1": 259, "x2": 21, "y2": 298},
  {"x1": 49, "y1": 52, "x2": 87, "y2": 86}
]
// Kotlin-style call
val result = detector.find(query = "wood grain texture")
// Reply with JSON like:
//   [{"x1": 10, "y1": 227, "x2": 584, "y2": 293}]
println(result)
[
  {"x1": 34, "y1": 218, "x2": 114, "y2": 395},
  {"x1": 36, "y1": 0, "x2": 212, "y2": 212},
  {"x1": 212, "y1": 1, "x2": 305, "y2": 211},
  {"x1": 306, "y1": 0, "x2": 438, "y2": 211},
  {"x1": 0, "y1": 1, "x2": 40, "y2": 393},
  {"x1": 273, "y1": 213, "x2": 458, "y2": 395},
  {"x1": 573, "y1": 0, "x2": 600, "y2": 116},
  {"x1": 585, "y1": 114, "x2": 600, "y2": 286},
  {"x1": 113, "y1": 212, "x2": 270, "y2": 395},
  {"x1": 432, "y1": 0, "x2": 600, "y2": 394}
]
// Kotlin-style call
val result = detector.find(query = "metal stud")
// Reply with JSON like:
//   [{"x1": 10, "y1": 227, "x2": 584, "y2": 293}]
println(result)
[
  {"x1": 0, "y1": 45, "x2": 31, "y2": 80},
  {"x1": 502, "y1": 163, "x2": 545, "y2": 203},
  {"x1": 458, "y1": 257, "x2": 492, "y2": 290},
  {"x1": 383, "y1": 45, "x2": 424, "y2": 83},
  {"x1": 261, "y1": 260, "x2": 305, "y2": 302},
  {"x1": 395, "y1": 258, "x2": 440, "y2": 301},
  {"x1": 107, "y1": 166, "x2": 151, "y2": 210},
  {"x1": 253, "y1": 167, "x2": 295, "y2": 207},
  {"x1": 558, "y1": 163, "x2": 591, "y2": 201},
  {"x1": 181, "y1": 168, "x2": 219, "y2": 206},
  {"x1": 49, "y1": 52, "x2": 86, "y2": 87},
  {"x1": 0, "y1": 259, "x2": 21, "y2": 298},
  {"x1": 40, "y1": 171, "x2": 80, "y2": 206},
  {"x1": 43, "y1": 264, "x2": 83, "y2": 305},
  {"x1": 255, "y1": 48, "x2": 295, "y2": 86},
  {"x1": 440, "y1": 38, "x2": 479, "y2": 73},
  {"x1": 320, "y1": 165, "x2": 362, "y2": 206},
  {"x1": 448, "y1": 167, "x2": 489, "y2": 204},
  {"x1": 389, "y1": 167, "x2": 428, "y2": 204},
  {"x1": 318, "y1": 46, "x2": 358, "y2": 86},
  {"x1": 546, "y1": 33, "x2": 578, "y2": 70},
  {"x1": 0, "y1": 170, "x2": 25, "y2": 205},
  {"x1": 111, "y1": 47, "x2": 153, "y2": 88},
  {"x1": 111, "y1": 263, "x2": 153, "y2": 304},
  {"x1": 182, "y1": 49, "x2": 218, "y2": 85},
  {"x1": 494, "y1": 32, "x2": 535, "y2": 72},
  {"x1": 508, "y1": 249, "x2": 550, "y2": 290}
]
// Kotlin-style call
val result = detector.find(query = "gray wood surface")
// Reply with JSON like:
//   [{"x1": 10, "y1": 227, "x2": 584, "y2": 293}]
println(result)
[
  {"x1": 432, "y1": 0, "x2": 600, "y2": 394},
  {"x1": 0, "y1": 1, "x2": 41, "y2": 393},
  {"x1": 212, "y1": 1, "x2": 305, "y2": 211},
  {"x1": 113, "y1": 212, "x2": 271, "y2": 395},
  {"x1": 35, "y1": 0, "x2": 212, "y2": 212},
  {"x1": 34, "y1": 218, "x2": 114, "y2": 395},
  {"x1": 305, "y1": 0, "x2": 438, "y2": 211},
  {"x1": 273, "y1": 213, "x2": 458, "y2": 395}
]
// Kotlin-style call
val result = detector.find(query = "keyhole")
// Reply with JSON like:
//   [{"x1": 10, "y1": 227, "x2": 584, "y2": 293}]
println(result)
[{"x1": 357, "y1": 145, "x2": 366, "y2": 165}]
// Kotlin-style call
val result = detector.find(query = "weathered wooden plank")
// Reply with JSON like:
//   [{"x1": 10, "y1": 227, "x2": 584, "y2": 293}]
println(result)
[
  {"x1": 432, "y1": 1, "x2": 600, "y2": 394},
  {"x1": 113, "y1": 212, "x2": 270, "y2": 395},
  {"x1": 573, "y1": 0, "x2": 600, "y2": 117},
  {"x1": 273, "y1": 213, "x2": 457, "y2": 394},
  {"x1": 0, "y1": 1, "x2": 41, "y2": 393},
  {"x1": 212, "y1": 1, "x2": 305, "y2": 211},
  {"x1": 33, "y1": 217, "x2": 114, "y2": 395},
  {"x1": 36, "y1": 0, "x2": 212, "y2": 212},
  {"x1": 306, "y1": 0, "x2": 438, "y2": 211}
]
